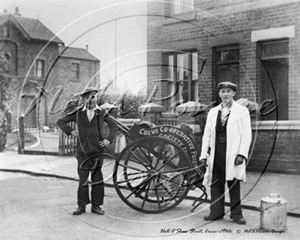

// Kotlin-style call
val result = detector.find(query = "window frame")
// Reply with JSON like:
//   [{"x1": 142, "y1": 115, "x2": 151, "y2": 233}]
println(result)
[
  {"x1": 35, "y1": 59, "x2": 45, "y2": 78},
  {"x1": 212, "y1": 44, "x2": 240, "y2": 103},
  {"x1": 171, "y1": 0, "x2": 194, "y2": 15},
  {"x1": 71, "y1": 62, "x2": 80, "y2": 80},
  {"x1": 3, "y1": 26, "x2": 9, "y2": 38},
  {"x1": 165, "y1": 49, "x2": 199, "y2": 111},
  {"x1": 257, "y1": 39, "x2": 289, "y2": 121}
]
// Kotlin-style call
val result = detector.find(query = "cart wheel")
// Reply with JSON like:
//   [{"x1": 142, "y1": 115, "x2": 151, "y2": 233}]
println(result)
[{"x1": 113, "y1": 136, "x2": 192, "y2": 213}]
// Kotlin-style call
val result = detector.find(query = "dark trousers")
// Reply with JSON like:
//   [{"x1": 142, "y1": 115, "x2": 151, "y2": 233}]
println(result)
[
  {"x1": 210, "y1": 141, "x2": 243, "y2": 219},
  {"x1": 77, "y1": 153, "x2": 104, "y2": 207}
]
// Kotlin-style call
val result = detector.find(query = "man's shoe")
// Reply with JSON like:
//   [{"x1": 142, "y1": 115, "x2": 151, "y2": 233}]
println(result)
[
  {"x1": 203, "y1": 215, "x2": 223, "y2": 221},
  {"x1": 73, "y1": 206, "x2": 86, "y2": 215},
  {"x1": 233, "y1": 218, "x2": 246, "y2": 225},
  {"x1": 91, "y1": 206, "x2": 105, "y2": 215}
]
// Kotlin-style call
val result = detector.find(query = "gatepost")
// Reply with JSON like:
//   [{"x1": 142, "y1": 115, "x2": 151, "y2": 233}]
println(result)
[{"x1": 18, "y1": 115, "x2": 25, "y2": 154}]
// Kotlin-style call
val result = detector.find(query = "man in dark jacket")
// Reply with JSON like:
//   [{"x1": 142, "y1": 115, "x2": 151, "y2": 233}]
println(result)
[{"x1": 57, "y1": 88, "x2": 118, "y2": 216}]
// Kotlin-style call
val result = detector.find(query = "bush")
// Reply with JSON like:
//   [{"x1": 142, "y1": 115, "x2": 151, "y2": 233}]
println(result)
[
  {"x1": 115, "y1": 90, "x2": 147, "y2": 119},
  {"x1": 61, "y1": 86, "x2": 147, "y2": 119},
  {"x1": 0, "y1": 112, "x2": 7, "y2": 151},
  {"x1": 0, "y1": 60, "x2": 13, "y2": 151}
]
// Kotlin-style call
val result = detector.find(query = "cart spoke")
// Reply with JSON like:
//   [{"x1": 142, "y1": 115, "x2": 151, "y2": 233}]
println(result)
[
  {"x1": 157, "y1": 183, "x2": 179, "y2": 203},
  {"x1": 135, "y1": 146, "x2": 153, "y2": 165},
  {"x1": 155, "y1": 151, "x2": 181, "y2": 171},
  {"x1": 117, "y1": 173, "x2": 148, "y2": 185},
  {"x1": 154, "y1": 180, "x2": 174, "y2": 198},
  {"x1": 133, "y1": 179, "x2": 152, "y2": 198},
  {"x1": 129, "y1": 149, "x2": 152, "y2": 169},
  {"x1": 156, "y1": 175, "x2": 186, "y2": 198},
  {"x1": 127, "y1": 156, "x2": 151, "y2": 170},
  {"x1": 125, "y1": 175, "x2": 154, "y2": 200},
  {"x1": 141, "y1": 182, "x2": 151, "y2": 210},
  {"x1": 153, "y1": 179, "x2": 162, "y2": 211},
  {"x1": 117, "y1": 161, "x2": 148, "y2": 172},
  {"x1": 158, "y1": 174, "x2": 184, "y2": 187},
  {"x1": 114, "y1": 136, "x2": 193, "y2": 213},
  {"x1": 145, "y1": 138, "x2": 153, "y2": 159},
  {"x1": 153, "y1": 141, "x2": 167, "y2": 169},
  {"x1": 160, "y1": 166, "x2": 192, "y2": 175}
]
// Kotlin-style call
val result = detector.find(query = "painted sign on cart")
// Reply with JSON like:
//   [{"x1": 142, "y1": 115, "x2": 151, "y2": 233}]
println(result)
[{"x1": 128, "y1": 124, "x2": 206, "y2": 182}]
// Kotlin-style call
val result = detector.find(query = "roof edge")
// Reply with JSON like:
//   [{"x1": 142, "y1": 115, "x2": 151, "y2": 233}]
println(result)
[
  {"x1": 59, "y1": 55, "x2": 100, "y2": 62},
  {"x1": 9, "y1": 14, "x2": 31, "y2": 40}
]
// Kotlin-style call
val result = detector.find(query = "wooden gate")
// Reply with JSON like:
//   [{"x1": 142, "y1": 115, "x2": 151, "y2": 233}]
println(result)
[
  {"x1": 18, "y1": 116, "x2": 76, "y2": 156},
  {"x1": 58, "y1": 122, "x2": 77, "y2": 156},
  {"x1": 18, "y1": 116, "x2": 60, "y2": 155}
]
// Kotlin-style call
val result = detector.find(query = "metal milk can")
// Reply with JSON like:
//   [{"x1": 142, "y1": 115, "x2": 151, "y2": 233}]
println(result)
[{"x1": 260, "y1": 193, "x2": 287, "y2": 231}]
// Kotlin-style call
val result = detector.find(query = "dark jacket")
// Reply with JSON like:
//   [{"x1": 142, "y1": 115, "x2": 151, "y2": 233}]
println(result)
[{"x1": 57, "y1": 107, "x2": 118, "y2": 156}]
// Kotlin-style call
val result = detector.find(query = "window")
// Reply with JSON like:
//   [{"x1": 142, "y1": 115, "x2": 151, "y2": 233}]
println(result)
[
  {"x1": 71, "y1": 63, "x2": 80, "y2": 80},
  {"x1": 3, "y1": 26, "x2": 9, "y2": 37},
  {"x1": 213, "y1": 45, "x2": 239, "y2": 104},
  {"x1": 166, "y1": 50, "x2": 198, "y2": 110},
  {"x1": 258, "y1": 39, "x2": 289, "y2": 120},
  {"x1": 35, "y1": 59, "x2": 45, "y2": 78},
  {"x1": 172, "y1": 0, "x2": 194, "y2": 15},
  {"x1": 4, "y1": 53, "x2": 10, "y2": 61},
  {"x1": 1, "y1": 52, "x2": 10, "y2": 73}
]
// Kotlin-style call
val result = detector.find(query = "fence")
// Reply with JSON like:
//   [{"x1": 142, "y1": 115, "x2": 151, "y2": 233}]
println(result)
[
  {"x1": 58, "y1": 122, "x2": 77, "y2": 156},
  {"x1": 18, "y1": 115, "x2": 179, "y2": 156},
  {"x1": 157, "y1": 117, "x2": 178, "y2": 126},
  {"x1": 18, "y1": 116, "x2": 140, "y2": 156},
  {"x1": 18, "y1": 116, "x2": 60, "y2": 155}
]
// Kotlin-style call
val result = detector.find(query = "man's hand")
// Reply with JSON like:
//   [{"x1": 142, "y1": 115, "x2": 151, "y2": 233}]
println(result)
[
  {"x1": 71, "y1": 130, "x2": 79, "y2": 137},
  {"x1": 235, "y1": 155, "x2": 245, "y2": 165},
  {"x1": 200, "y1": 158, "x2": 207, "y2": 166},
  {"x1": 99, "y1": 139, "x2": 110, "y2": 148},
  {"x1": 199, "y1": 158, "x2": 207, "y2": 173}
]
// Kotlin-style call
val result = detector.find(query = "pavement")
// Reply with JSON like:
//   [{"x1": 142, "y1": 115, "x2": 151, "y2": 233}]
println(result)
[{"x1": 1, "y1": 149, "x2": 300, "y2": 240}]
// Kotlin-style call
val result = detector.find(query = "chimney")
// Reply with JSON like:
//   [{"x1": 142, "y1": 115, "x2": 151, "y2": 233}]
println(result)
[
  {"x1": 4, "y1": 9, "x2": 7, "y2": 14},
  {"x1": 86, "y1": 45, "x2": 88, "y2": 52},
  {"x1": 14, "y1": 7, "x2": 21, "y2": 16}
]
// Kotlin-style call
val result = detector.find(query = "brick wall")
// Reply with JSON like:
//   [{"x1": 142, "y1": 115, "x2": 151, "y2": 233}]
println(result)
[
  {"x1": 147, "y1": 0, "x2": 300, "y2": 116},
  {"x1": 147, "y1": 0, "x2": 300, "y2": 173},
  {"x1": 49, "y1": 57, "x2": 100, "y2": 126},
  {"x1": 2, "y1": 21, "x2": 100, "y2": 128},
  {"x1": 6, "y1": 24, "x2": 61, "y2": 127},
  {"x1": 248, "y1": 129, "x2": 300, "y2": 174}
]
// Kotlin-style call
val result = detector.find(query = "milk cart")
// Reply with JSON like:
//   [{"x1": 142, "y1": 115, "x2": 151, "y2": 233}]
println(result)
[{"x1": 111, "y1": 118, "x2": 207, "y2": 213}]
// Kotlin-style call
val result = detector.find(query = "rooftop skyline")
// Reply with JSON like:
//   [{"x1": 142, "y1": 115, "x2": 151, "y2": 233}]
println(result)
[{"x1": 2, "y1": 0, "x2": 148, "y2": 94}]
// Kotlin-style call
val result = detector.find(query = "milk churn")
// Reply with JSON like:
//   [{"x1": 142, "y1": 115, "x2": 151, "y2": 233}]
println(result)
[{"x1": 259, "y1": 193, "x2": 287, "y2": 231}]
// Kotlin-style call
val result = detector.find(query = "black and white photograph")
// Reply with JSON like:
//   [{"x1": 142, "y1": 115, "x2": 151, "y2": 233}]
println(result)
[{"x1": 0, "y1": 0, "x2": 300, "y2": 239}]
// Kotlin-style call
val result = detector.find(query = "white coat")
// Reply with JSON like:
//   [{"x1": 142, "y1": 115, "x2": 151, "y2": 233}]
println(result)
[{"x1": 200, "y1": 101, "x2": 252, "y2": 186}]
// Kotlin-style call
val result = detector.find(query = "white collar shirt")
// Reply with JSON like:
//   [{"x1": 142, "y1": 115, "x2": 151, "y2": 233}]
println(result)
[
  {"x1": 82, "y1": 104, "x2": 102, "y2": 121},
  {"x1": 220, "y1": 102, "x2": 232, "y2": 126}
]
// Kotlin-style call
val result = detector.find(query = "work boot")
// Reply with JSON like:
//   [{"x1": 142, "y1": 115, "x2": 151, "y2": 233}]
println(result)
[
  {"x1": 91, "y1": 206, "x2": 105, "y2": 215},
  {"x1": 73, "y1": 206, "x2": 86, "y2": 215},
  {"x1": 233, "y1": 218, "x2": 246, "y2": 225}
]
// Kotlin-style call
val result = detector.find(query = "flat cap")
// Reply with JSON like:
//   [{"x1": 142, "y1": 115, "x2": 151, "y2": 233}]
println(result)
[
  {"x1": 75, "y1": 87, "x2": 98, "y2": 96},
  {"x1": 217, "y1": 81, "x2": 237, "y2": 92}
]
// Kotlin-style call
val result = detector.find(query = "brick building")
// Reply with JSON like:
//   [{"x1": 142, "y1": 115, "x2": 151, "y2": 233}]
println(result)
[
  {"x1": 146, "y1": 0, "x2": 300, "y2": 173},
  {"x1": 0, "y1": 8, "x2": 100, "y2": 127}
]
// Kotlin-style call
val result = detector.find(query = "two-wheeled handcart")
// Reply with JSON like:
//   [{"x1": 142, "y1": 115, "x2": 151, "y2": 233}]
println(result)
[{"x1": 111, "y1": 118, "x2": 208, "y2": 214}]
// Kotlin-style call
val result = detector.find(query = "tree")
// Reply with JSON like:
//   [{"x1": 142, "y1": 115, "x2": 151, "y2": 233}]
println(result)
[
  {"x1": 115, "y1": 88, "x2": 147, "y2": 119},
  {"x1": 0, "y1": 59, "x2": 13, "y2": 151},
  {"x1": 61, "y1": 85, "x2": 147, "y2": 119}
]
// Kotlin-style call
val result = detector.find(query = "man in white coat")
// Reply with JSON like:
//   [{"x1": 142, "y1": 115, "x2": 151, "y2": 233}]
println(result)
[{"x1": 200, "y1": 81, "x2": 252, "y2": 225}]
